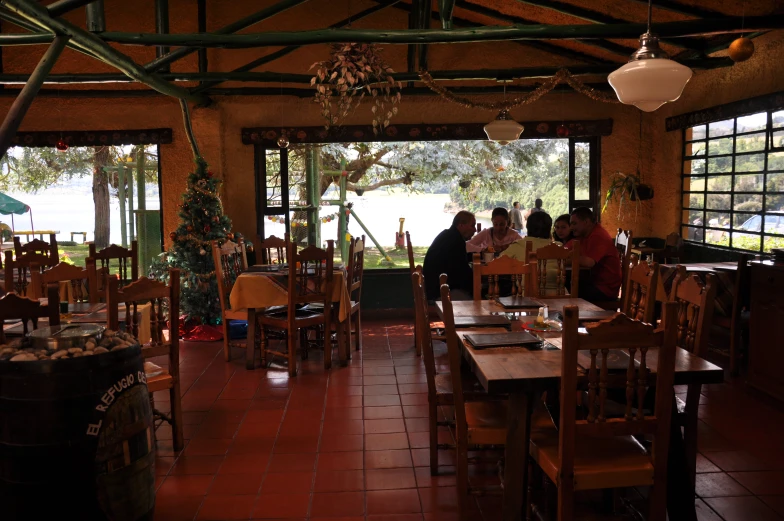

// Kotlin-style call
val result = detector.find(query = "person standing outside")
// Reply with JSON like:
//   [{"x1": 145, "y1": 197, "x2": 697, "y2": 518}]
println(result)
[
  {"x1": 422, "y1": 211, "x2": 477, "y2": 300},
  {"x1": 565, "y1": 207, "x2": 622, "y2": 303},
  {"x1": 510, "y1": 202, "x2": 524, "y2": 233}
]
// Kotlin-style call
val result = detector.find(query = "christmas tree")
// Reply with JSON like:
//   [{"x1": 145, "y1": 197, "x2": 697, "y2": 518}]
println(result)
[{"x1": 163, "y1": 158, "x2": 233, "y2": 325}]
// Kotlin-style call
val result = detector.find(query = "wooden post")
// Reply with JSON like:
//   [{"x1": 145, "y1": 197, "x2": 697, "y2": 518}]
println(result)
[
  {"x1": 127, "y1": 159, "x2": 134, "y2": 242},
  {"x1": 304, "y1": 145, "x2": 320, "y2": 247},
  {"x1": 0, "y1": 34, "x2": 68, "y2": 161},
  {"x1": 337, "y1": 159, "x2": 348, "y2": 262},
  {"x1": 154, "y1": 0, "x2": 169, "y2": 72},
  {"x1": 117, "y1": 164, "x2": 127, "y2": 247}
]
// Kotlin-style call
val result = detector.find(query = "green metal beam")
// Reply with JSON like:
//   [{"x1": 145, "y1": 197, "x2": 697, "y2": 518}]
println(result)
[
  {"x1": 0, "y1": 33, "x2": 52, "y2": 45},
  {"x1": 154, "y1": 0, "x2": 169, "y2": 72},
  {"x1": 190, "y1": 0, "x2": 400, "y2": 94},
  {"x1": 0, "y1": 0, "x2": 208, "y2": 103},
  {"x1": 144, "y1": 0, "x2": 312, "y2": 72},
  {"x1": 438, "y1": 0, "x2": 455, "y2": 30},
  {"x1": 47, "y1": 0, "x2": 97, "y2": 17},
  {"x1": 98, "y1": 15, "x2": 784, "y2": 47},
  {"x1": 85, "y1": 0, "x2": 104, "y2": 32},
  {"x1": 0, "y1": 34, "x2": 68, "y2": 160},
  {"x1": 0, "y1": 58, "x2": 732, "y2": 85}
]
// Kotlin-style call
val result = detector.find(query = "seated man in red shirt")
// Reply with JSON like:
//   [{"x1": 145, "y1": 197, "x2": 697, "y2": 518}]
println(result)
[{"x1": 565, "y1": 207, "x2": 623, "y2": 303}]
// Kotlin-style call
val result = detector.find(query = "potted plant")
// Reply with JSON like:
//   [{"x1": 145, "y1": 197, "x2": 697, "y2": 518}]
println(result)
[{"x1": 602, "y1": 171, "x2": 654, "y2": 220}]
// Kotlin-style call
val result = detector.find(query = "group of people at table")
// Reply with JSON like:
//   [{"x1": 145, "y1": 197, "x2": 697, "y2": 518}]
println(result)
[{"x1": 423, "y1": 204, "x2": 623, "y2": 302}]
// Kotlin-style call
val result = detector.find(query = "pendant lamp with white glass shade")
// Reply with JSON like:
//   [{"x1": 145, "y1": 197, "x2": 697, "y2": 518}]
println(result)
[
  {"x1": 484, "y1": 109, "x2": 524, "y2": 145},
  {"x1": 607, "y1": 0, "x2": 693, "y2": 112}
]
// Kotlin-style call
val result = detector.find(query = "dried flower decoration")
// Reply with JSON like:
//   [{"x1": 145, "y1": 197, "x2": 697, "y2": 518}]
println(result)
[{"x1": 310, "y1": 43, "x2": 402, "y2": 134}]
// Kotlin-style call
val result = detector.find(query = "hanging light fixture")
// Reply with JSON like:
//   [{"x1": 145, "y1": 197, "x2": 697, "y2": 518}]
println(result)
[
  {"x1": 607, "y1": 0, "x2": 693, "y2": 112},
  {"x1": 484, "y1": 110, "x2": 524, "y2": 145}
]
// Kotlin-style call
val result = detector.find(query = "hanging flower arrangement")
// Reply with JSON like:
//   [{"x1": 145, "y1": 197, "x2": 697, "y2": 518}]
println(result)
[{"x1": 310, "y1": 43, "x2": 402, "y2": 134}]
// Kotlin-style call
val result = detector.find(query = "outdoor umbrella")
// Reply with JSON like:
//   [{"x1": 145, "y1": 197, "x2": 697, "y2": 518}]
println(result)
[{"x1": 0, "y1": 192, "x2": 33, "y2": 234}]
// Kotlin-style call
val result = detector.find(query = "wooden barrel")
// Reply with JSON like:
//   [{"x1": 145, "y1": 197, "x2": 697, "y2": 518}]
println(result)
[{"x1": 0, "y1": 345, "x2": 155, "y2": 521}]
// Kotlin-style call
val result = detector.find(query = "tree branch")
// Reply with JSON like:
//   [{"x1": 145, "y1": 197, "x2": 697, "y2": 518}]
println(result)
[{"x1": 348, "y1": 172, "x2": 413, "y2": 192}]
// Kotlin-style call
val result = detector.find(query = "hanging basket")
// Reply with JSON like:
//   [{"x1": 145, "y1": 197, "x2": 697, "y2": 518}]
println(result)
[
  {"x1": 458, "y1": 179, "x2": 472, "y2": 189},
  {"x1": 630, "y1": 184, "x2": 654, "y2": 201}
]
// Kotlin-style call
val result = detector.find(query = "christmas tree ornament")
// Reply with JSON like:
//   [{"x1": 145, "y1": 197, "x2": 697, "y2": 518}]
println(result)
[
  {"x1": 186, "y1": 225, "x2": 193, "y2": 232},
  {"x1": 277, "y1": 134, "x2": 290, "y2": 149},
  {"x1": 212, "y1": 216, "x2": 219, "y2": 222},
  {"x1": 169, "y1": 232, "x2": 177, "y2": 240},
  {"x1": 556, "y1": 124, "x2": 570, "y2": 138},
  {"x1": 227, "y1": 232, "x2": 234, "y2": 240},
  {"x1": 729, "y1": 37, "x2": 754, "y2": 62},
  {"x1": 199, "y1": 248, "x2": 206, "y2": 255},
  {"x1": 204, "y1": 225, "x2": 211, "y2": 232},
  {"x1": 207, "y1": 171, "x2": 214, "y2": 178},
  {"x1": 55, "y1": 139, "x2": 69, "y2": 152}
]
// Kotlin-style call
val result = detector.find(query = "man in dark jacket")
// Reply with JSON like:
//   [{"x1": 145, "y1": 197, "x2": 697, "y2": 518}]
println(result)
[{"x1": 423, "y1": 211, "x2": 476, "y2": 300}]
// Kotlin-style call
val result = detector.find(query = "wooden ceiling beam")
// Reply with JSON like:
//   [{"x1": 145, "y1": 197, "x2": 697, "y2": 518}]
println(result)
[
  {"x1": 454, "y1": 0, "x2": 635, "y2": 57},
  {"x1": 513, "y1": 0, "x2": 704, "y2": 50},
  {"x1": 624, "y1": 0, "x2": 724, "y2": 19},
  {"x1": 97, "y1": 15, "x2": 784, "y2": 47}
]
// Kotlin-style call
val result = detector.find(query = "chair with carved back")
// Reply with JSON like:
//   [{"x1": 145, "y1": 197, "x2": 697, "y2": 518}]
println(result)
[
  {"x1": 667, "y1": 271, "x2": 717, "y2": 490},
  {"x1": 106, "y1": 269, "x2": 183, "y2": 451},
  {"x1": 345, "y1": 235, "x2": 365, "y2": 353},
  {"x1": 28, "y1": 259, "x2": 99, "y2": 303},
  {"x1": 529, "y1": 304, "x2": 678, "y2": 521},
  {"x1": 88, "y1": 241, "x2": 139, "y2": 301},
  {"x1": 0, "y1": 284, "x2": 60, "y2": 344},
  {"x1": 4, "y1": 250, "x2": 52, "y2": 297},
  {"x1": 256, "y1": 234, "x2": 287, "y2": 265},
  {"x1": 712, "y1": 254, "x2": 752, "y2": 375},
  {"x1": 407, "y1": 231, "x2": 446, "y2": 352},
  {"x1": 529, "y1": 241, "x2": 581, "y2": 298},
  {"x1": 659, "y1": 232, "x2": 684, "y2": 264},
  {"x1": 211, "y1": 239, "x2": 250, "y2": 362},
  {"x1": 472, "y1": 253, "x2": 538, "y2": 300},
  {"x1": 255, "y1": 241, "x2": 335, "y2": 376},
  {"x1": 616, "y1": 229, "x2": 634, "y2": 306},
  {"x1": 621, "y1": 261, "x2": 660, "y2": 324},
  {"x1": 405, "y1": 231, "x2": 416, "y2": 274},
  {"x1": 14, "y1": 234, "x2": 59, "y2": 267}
]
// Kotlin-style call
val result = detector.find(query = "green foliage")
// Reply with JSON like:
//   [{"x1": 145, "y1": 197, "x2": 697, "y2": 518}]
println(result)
[{"x1": 163, "y1": 158, "x2": 233, "y2": 324}]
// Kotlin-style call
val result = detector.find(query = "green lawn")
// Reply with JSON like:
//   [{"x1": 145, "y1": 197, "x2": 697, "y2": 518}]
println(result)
[
  {"x1": 59, "y1": 244, "x2": 90, "y2": 266},
  {"x1": 363, "y1": 246, "x2": 428, "y2": 269}
]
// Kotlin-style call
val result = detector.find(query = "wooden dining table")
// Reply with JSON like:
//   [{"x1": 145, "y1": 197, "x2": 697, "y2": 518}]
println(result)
[{"x1": 436, "y1": 298, "x2": 724, "y2": 521}]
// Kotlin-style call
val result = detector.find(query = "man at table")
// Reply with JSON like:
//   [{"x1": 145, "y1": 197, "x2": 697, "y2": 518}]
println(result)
[
  {"x1": 423, "y1": 211, "x2": 476, "y2": 301},
  {"x1": 566, "y1": 207, "x2": 622, "y2": 302}
]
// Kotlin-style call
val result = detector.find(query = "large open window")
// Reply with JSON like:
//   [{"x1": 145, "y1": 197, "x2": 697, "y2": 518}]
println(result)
[{"x1": 681, "y1": 110, "x2": 784, "y2": 253}]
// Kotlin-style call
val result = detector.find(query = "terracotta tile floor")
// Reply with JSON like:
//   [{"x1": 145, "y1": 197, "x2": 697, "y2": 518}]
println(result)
[{"x1": 151, "y1": 318, "x2": 784, "y2": 520}]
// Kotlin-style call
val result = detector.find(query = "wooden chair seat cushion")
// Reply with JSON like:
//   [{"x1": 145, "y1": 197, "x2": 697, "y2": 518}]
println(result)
[
  {"x1": 434, "y1": 372, "x2": 486, "y2": 402},
  {"x1": 147, "y1": 372, "x2": 173, "y2": 393},
  {"x1": 466, "y1": 402, "x2": 554, "y2": 446},
  {"x1": 530, "y1": 425, "x2": 653, "y2": 490}
]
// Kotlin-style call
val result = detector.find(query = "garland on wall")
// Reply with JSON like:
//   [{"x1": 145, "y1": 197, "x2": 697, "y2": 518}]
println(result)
[
  {"x1": 418, "y1": 68, "x2": 620, "y2": 111},
  {"x1": 268, "y1": 213, "x2": 340, "y2": 227}
]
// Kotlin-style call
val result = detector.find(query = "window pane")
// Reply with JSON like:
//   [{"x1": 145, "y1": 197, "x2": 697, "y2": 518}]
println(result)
[
  {"x1": 683, "y1": 159, "x2": 706, "y2": 175},
  {"x1": 731, "y1": 233, "x2": 761, "y2": 251},
  {"x1": 773, "y1": 110, "x2": 784, "y2": 129},
  {"x1": 734, "y1": 194, "x2": 763, "y2": 212},
  {"x1": 706, "y1": 193, "x2": 731, "y2": 210},
  {"x1": 709, "y1": 119, "x2": 734, "y2": 137},
  {"x1": 767, "y1": 194, "x2": 784, "y2": 213},
  {"x1": 735, "y1": 153, "x2": 765, "y2": 173},
  {"x1": 736, "y1": 112, "x2": 768, "y2": 133},
  {"x1": 688, "y1": 194, "x2": 705, "y2": 209},
  {"x1": 769, "y1": 151, "x2": 784, "y2": 171},
  {"x1": 687, "y1": 209, "x2": 704, "y2": 226},
  {"x1": 734, "y1": 173, "x2": 764, "y2": 192},
  {"x1": 733, "y1": 212, "x2": 758, "y2": 230},
  {"x1": 683, "y1": 225, "x2": 704, "y2": 242},
  {"x1": 688, "y1": 176, "x2": 705, "y2": 192},
  {"x1": 708, "y1": 156, "x2": 732, "y2": 173},
  {"x1": 765, "y1": 214, "x2": 784, "y2": 234},
  {"x1": 685, "y1": 142, "x2": 706, "y2": 157},
  {"x1": 689, "y1": 125, "x2": 707, "y2": 140},
  {"x1": 705, "y1": 227, "x2": 727, "y2": 246},
  {"x1": 771, "y1": 130, "x2": 784, "y2": 149},
  {"x1": 707, "y1": 175, "x2": 732, "y2": 192},
  {"x1": 708, "y1": 137, "x2": 734, "y2": 156},
  {"x1": 767, "y1": 173, "x2": 784, "y2": 192},
  {"x1": 764, "y1": 236, "x2": 784, "y2": 252},
  {"x1": 736, "y1": 132, "x2": 767, "y2": 153},
  {"x1": 574, "y1": 142, "x2": 590, "y2": 201},
  {"x1": 706, "y1": 211, "x2": 731, "y2": 229}
]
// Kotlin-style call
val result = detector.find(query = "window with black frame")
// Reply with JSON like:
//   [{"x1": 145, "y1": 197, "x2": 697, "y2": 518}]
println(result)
[{"x1": 681, "y1": 110, "x2": 784, "y2": 253}]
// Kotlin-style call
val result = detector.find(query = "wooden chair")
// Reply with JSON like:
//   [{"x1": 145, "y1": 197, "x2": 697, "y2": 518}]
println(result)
[
  {"x1": 346, "y1": 235, "x2": 365, "y2": 353},
  {"x1": 472, "y1": 253, "x2": 538, "y2": 300},
  {"x1": 256, "y1": 234, "x2": 287, "y2": 265},
  {"x1": 0, "y1": 284, "x2": 60, "y2": 343},
  {"x1": 106, "y1": 269, "x2": 184, "y2": 452},
  {"x1": 88, "y1": 241, "x2": 139, "y2": 301},
  {"x1": 660, "y1": 232, "x2": 684, "y2": 264},
  {"x1": 14, "y1": 234, "x2": 59, "y2": 267},
  {"x1": 621, "y1": 260, "x2": 659, "y2": 324},
  {"x1": 4, "y1": 250, "x2": 51, "y2": 297},
  {"x1": 616, "y1": 229, "x2": 634, "y2": 304},
  {"x1": 211, "y1": 239, "x2": 250, "y2": 362},
  {"x1": 529, "y1": 304, "x2": 678, "y2": 521},
  {"x1": 256, "y1": 241, "x2": 335, "y2": 376},
  {"x1": 29, "y1": 259, "x2": 99, "y2": 303},
  {"x1": 713, "y1": 254, "x2": 752, "y2": 375},
  {"x1": 405, "y1": 231, "x2": 415, "y2": 273},
  {"x1": 667, "y1": 271, "x2": 717, "y2": 490},
  {"x1": 530, "y1": 241, "x2": 580, "y2": 298}
]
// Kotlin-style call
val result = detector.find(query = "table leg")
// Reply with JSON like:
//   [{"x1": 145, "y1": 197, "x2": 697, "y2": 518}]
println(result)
[
  {"x1": 667, "y1": 394, "x2": 699, "y2": 521},
  {"x1": 503, "y1": 389, "x2": 533, "y2": 521},
  {"x1": 339, "y1": 314, "x2": 349, "y2": 365},
  {"x1": 246, "y1": 308, "x2": 256, "y2": 370}
]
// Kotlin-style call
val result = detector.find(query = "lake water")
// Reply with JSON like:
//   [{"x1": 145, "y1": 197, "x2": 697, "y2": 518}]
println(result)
[{"x1": 2, "y1": 181, "x2": 487, "y2": 248}]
